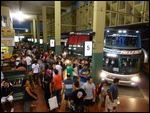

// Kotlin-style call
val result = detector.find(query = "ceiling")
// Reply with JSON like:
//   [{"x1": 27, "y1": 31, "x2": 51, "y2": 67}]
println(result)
[{"x1": 1, "y1": 1, "x2": 76, "y2": 20}]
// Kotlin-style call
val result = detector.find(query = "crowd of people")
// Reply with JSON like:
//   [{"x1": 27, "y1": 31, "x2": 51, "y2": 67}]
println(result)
[{"x1": 1, "y1": 41, "x2": 120, "y2": 112}]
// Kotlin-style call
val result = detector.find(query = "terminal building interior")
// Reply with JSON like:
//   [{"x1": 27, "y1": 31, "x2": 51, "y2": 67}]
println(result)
[{"x1": 1, "y1": 1, "x2": 149, "y2": 112}]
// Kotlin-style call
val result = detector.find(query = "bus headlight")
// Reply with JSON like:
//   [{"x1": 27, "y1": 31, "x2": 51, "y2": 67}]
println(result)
[
  {"x1": 131, "y1": 76, "x2": 139, "y2": 82},
  {"x1": 100, "y1": 72, "x2": 107, "y2": 78}
]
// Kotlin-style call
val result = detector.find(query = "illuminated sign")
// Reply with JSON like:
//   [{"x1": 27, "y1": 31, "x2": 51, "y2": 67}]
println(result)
[
  {"x1": 50, "y1": 39, "x2": 55, "y2": 47},
  {"x1": 84, "y1": 41, "x2": 92, "y2": 56},
  {"x1": 103, "y1": 48, "x2": 142, "y2": 55},
  {"x1": 108, "y1": 34, "x2": 137, "y2": 37},
  {"x1": 1, "y1": 38, "x2": 15, "y2": 46}
]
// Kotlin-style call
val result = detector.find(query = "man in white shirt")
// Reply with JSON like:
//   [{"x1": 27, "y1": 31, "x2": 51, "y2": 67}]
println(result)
[
  {"x1": 25, "y1": 55, "x2": 32, "y2": 72},
  {"x1": 1, "y1": 71, "x2": 4, "y2": 83},
  {"x1": 15, "y1": 54, "x2": 21, "y2": 67},
  {"x1": 32, "y1": 60, "x2": 40, "y2": 86}
]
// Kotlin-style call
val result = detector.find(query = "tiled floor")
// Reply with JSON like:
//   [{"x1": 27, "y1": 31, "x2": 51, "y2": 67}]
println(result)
[{"x1": 2, "y1": 71, "x2": 149, "y2": 112}]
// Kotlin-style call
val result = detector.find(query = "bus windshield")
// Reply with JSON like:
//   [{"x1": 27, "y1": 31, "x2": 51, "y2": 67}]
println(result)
[
  {"x1": 104, "y1": 33, "x2": 141, "y2": 49},
  {"x1": 103, "y1": 52, "x2": 141, "y2": 75}
]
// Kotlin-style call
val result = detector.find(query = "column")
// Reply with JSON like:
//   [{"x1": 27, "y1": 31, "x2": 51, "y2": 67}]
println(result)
[
  {"x1": 42, "y1": 6, "x2": 47, "y2": 51},
  {"x1": 37, "y1": 15, "x2": 40, "y2": 49},
  {"x1": 92, "y1": 1, "x2": 106, "y2": 85},
  {"x1": 30, "y1": 22, "x2": 33, "y2": 44},
  {"x1": 33, "y1": 19, "x2": 36, "y2": 44},
  {"x1": 55, "y1": 1, "x2": 61, "y2": 55}
]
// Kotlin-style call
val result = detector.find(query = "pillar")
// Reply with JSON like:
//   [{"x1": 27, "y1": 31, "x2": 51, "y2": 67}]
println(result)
[
  {"x1": 55, "y1": 1, "x2": 61, "y2": 55},
  {"x1": 42, "y1": 6, "x2": 47, "y2": 51},
  {"x1": 33, "y1": 19, "x2": 36, "y2": 44},
  {"x1": 92, "y1": 1, "x2": 106, "y2": 85},
  {"x1": 30, "y1": 22, "x2": 33, "y2": 43},
  {"x1": 37, "y1": 15, "x2": 40, "y2": 49}
]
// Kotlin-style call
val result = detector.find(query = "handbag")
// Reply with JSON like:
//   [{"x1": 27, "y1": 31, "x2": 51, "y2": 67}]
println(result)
[{"x1": 48, "y1": 96, "x2": 58, "y2": 111}]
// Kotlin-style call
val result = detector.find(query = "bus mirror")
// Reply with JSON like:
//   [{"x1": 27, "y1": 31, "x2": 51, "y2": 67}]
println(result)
[{"x1": 142, "y1": 48, "x2": 149, "y2": 63}]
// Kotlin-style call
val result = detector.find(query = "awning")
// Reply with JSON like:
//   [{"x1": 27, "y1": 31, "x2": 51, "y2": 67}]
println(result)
[{"x1": 67, "y1": 35, "x2": 89, "y2": 45}]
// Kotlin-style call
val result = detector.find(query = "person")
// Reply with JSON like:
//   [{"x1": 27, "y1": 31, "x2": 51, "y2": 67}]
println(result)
[
  {"x1": 42, "y1": 71, "x2": 53, "y2": 111},
  {"x1": 72, "y1": 63, "x2": 78, "y2": 82},
  {"x1": 45, "y1": 64, "x2": 53, "y2": 81},
  {"x1": 1, "y1": 71, "x2": 4, "y2": 83},
  {"x1": 32, "y1": 60, "x2": 40, "y2": 86},
  {"x1": 79, "y1": 64, "x2": 90, "y2": 88},
  {"x1": 61, "y1": 73, "x2": 74, "y2": 109},
  {"x1": 70, "y1": 81, "x2": 87, "y2": 112},
  {"x1": 10, "y1": 56, "x2": 16, "y2": 69},
  {"x1": 107, "y1": 78, "x2": 119, "y2": 112},
  {"x1": 1, "y1": 78, "x2": 14, "y2": 112},
  {"x1": 23, "y1": 79, "x2": 37, "y2": 112},
  {"x1": 66, "y1": 63, "x2": 74, "y2": 79},
  {"x1": 83, "y1": 76, "x2": 96, "y2": 112},
  {"x1": 98, "y1": 80, "x2": 108, "y2": 112},
  {"x1": 39, "y1": 70, "x2": 47, "y2": 99},
  {"x1": 52, "y1": 69, "x2": 63, "y2": 105},
  {"x1": 1, "y1": 52, "x2": 4, "y2": 61},
  {"x1": 25, "y1": 54, "x2": 32, "y2": 72}
]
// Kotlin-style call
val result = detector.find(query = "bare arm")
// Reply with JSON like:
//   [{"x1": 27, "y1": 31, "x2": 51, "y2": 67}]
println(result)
[
  {"x1": 49, "y1": 82, "x2": 53, "y2": 96},
  {"x1": 110, "y1": 92, "x2": 114, "y2": 102},
  {"x1": 25, "y1": 87, "x2": 37, "y2": 99},
  {"x1": 61, "y1": 84, "x2": 65, "y2": 96}
]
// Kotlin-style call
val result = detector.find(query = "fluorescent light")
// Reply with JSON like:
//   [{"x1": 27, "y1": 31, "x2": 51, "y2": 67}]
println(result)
[
  {"x1": 11, "y1": 11, "x2": 29, "y2": 22},
  {"x1": 136, "y1": 31, "x2": 139, "y2": 33},
  {"x1": 35, "y1": 39, "x2": 37, "y2": 43},
  {"x1": 106, "y1": 53, "x2": 117, "y2": 57},
  {"x1": 107, "y1": 30, "x2": 110, "y2": 32},
  {"x1": 40, "y1": 39, "x2": 43, "y2": 44}
]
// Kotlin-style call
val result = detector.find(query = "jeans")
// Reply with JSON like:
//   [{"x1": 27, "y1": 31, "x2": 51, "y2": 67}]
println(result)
[
  {"x1": 33, "y1": 73, "x2": 39, "y2": 85},
  {"x1": 26, "y1": 65, "x2": 31, "y2": 72},
  {"x1": 24, "y1": 101, "x2": 31, "y2": 112},
  {"x1": 54, "y1": 89, "x2": 61, "y2": 104}
]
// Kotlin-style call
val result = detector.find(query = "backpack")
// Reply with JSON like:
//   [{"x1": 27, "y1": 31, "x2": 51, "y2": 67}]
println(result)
[{"x1": 95, "y1": 83, "x2": 101, "y2": 96}]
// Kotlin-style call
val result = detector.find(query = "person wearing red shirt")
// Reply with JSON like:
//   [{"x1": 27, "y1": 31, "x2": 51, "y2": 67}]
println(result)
[{"x1": 52, "y1": 69, "x2": 62, "y2": 106}]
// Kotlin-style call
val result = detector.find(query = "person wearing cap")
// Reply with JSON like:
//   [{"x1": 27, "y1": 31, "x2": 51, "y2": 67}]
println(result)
[{"x1": 61, "y1": 73, "x2": 74, "y2": 109}]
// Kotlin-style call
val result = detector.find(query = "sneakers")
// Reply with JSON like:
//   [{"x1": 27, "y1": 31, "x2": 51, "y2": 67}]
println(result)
[{"x1": 11, "y1": 108, "x2": 14, "y2": 112}]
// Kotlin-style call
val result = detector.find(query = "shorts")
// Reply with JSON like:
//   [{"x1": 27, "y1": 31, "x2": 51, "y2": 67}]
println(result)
[
  {"x1": 101, "y1": 100, "x2": 105, "y2": 107},
  {"x1": 84, "y1": 99, "x2": 94, "y2": 106},
  {"x1": 107, "y1": 98, "x2": 118, "y2": 110},
  {"x1": 1, "y1": 95, "x2": 14, "y2": 102},
  {"x1": 64, "y1": 94, "x2": 71, "y2": 100}
]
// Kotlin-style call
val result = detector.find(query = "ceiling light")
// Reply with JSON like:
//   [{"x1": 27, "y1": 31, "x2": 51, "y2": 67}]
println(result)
[{"x1": 11, "y1": 11, "x2": 29, "y2": 22}]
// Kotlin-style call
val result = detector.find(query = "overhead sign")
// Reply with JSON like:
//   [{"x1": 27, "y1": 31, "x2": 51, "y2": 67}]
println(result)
[
  {"x1": 84, "y1": 41, "x2": 92, "y2": 56},
  {"x1": 1, "y1": 38, "x2": 15, "y2": 46},
  {"x1": 50, "y1": 39, "x2": 55, "y2": 47},
  {"x1": 103, "y1": 48, "x2": 142, "y2": 55}
]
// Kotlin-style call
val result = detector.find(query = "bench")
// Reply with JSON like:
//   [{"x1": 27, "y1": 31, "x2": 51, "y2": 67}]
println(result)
[{"x1": 3, "y1": 70, "x2": 26, "y2": 101}]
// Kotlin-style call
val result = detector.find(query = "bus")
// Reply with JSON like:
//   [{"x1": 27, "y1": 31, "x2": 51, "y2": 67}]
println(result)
[
  {"x1": 100, "y1": 29, "x2": 148, "y2": 86},
  {"x1": 1, "y1": 6, "x2": 15, "y2": 59}
]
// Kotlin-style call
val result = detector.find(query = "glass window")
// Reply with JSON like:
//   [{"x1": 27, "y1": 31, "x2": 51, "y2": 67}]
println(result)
[
  {"x1": 104, "y1": 34, "x2": 141, "y2": 48},
  {"x1": 103, "y1": 52, "x2": 140, "y2": 74}
]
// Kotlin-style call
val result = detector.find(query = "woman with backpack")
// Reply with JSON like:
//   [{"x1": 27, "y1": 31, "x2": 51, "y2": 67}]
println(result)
[{"x1": 98, "y1": 80, "x2": 108, "y2": 112}]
